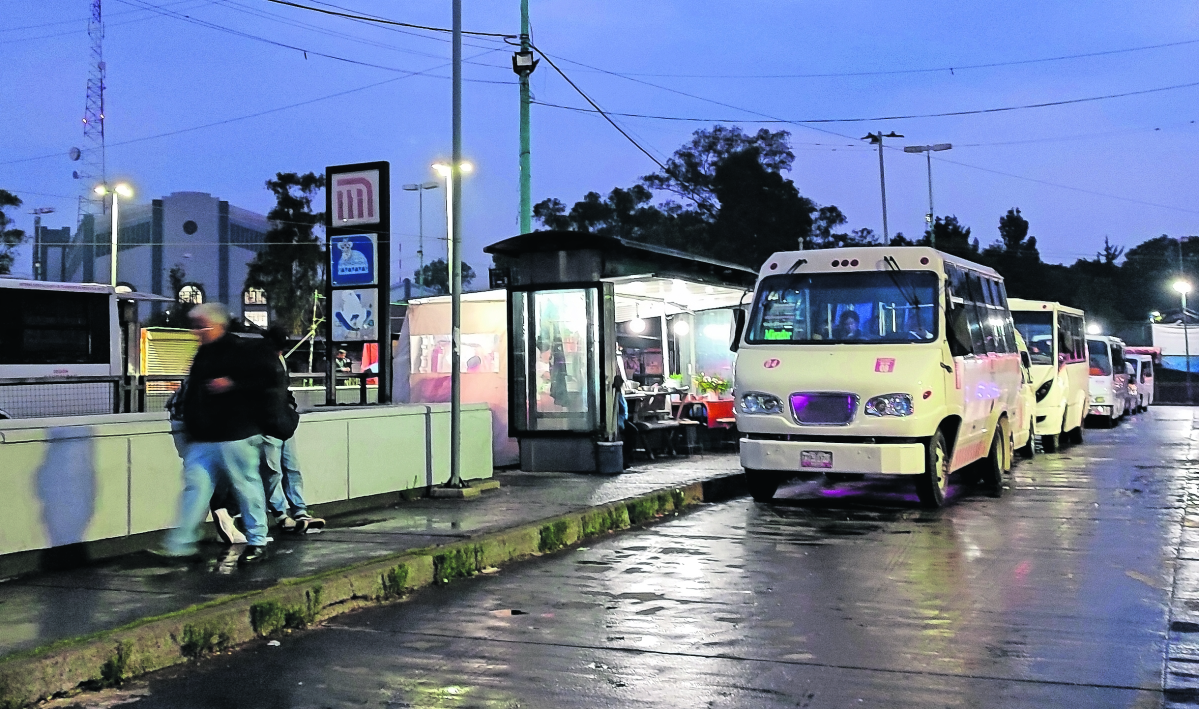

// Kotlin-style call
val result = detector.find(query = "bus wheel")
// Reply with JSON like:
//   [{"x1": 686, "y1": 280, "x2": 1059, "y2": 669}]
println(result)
[
  {"x1": 1018, "y1": 419, "x2": 1037, "y2": 459},
  {"x1": 979, "y1": 427, "x2": 1005, "y2": 498},
  {"x1": 1068, "y1": 418, "x2": 1084, "y2": 445},
  {"x1": 745, "y1": 470, "x2": 780, "y2": 503},
  {"x1": 916, "y1": 430, "x2": 950, "y2": 509},
  {"x1": 1041, "y1": 432, "x2": 1060, "y2": 453}
]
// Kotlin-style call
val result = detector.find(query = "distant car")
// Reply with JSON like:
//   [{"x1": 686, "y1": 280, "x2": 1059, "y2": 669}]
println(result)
[{"x1": 1013, "y1": 331, "x2": 1039, "y2": 458}]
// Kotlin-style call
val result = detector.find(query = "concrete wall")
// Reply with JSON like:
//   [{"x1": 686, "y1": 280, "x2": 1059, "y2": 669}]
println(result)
[{"x1": 0, "y1": 404, "x2": 492, "y2": 558}]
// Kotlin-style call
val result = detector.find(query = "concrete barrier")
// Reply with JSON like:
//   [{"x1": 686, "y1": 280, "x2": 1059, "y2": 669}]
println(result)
[{"x1": 0, "y1": 404, "x2": 493, "y2": 560}]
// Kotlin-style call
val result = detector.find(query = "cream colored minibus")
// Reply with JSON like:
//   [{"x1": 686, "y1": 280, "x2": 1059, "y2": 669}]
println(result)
[
  {"x1": 1009, "y1": 299, "x2": 1089, "y2": 452},
  {"x1": 733, "y1": 247, "x2": 1023, "y2": 508}
]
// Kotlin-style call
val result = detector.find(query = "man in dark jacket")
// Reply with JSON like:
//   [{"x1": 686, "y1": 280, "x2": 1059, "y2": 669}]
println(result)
[{"x1": 162, "y1": 303, "x2": 273, "y2": 563}]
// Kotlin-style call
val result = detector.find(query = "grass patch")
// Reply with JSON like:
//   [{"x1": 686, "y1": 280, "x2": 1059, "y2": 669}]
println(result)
[
  {"x1": 381, "y1": 563, "x2": 409, "y2": 599},
  {"x1": 248, "y1": 586, "x2": 324, "y2": 637},
  {"x1": 538, "y1": 520, "x2": 570, "y2": 553},
  {"x1": 433, "y1": 545, "x2": 483, "y2": 584},
  {"x1": 671, "y1": 488, "x2": 686, "y2": 510},
  {"x1": 98, "y1": 641, "x2": 133, "y2": 688},
  {"x1": 178, "y1": 623, "x2": 230, "y2": 659}
]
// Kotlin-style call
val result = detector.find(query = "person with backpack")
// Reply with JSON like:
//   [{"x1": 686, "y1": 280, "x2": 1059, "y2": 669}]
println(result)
[
  {"x1": 259, "y1": 326, "x2": 325, "y2": 533},
  {"x1": 160, "y1": 303, "x2": 275, "y2": 564}
]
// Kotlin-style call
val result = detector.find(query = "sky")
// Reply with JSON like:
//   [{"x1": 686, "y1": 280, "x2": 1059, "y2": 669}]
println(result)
[{"x1": 2, "y1": 0, "x2": 1199, "y2": 283}]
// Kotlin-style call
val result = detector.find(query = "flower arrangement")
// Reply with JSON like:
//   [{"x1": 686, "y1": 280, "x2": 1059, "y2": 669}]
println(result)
[{"x1": 695, "y1": 373, "x2": 730, "y2": 398}]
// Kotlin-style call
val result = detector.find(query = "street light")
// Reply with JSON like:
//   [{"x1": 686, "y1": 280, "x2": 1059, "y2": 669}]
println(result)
[
  {"x1": 93, "y1": 182, "x2": 133, "y2": 287},
  {"x1": 432, "y1": 159, "x2": 472, "y2": 489},
  {"x1": 431, "y1": 162, "x2": 472, "y2": 290},
  {"x1": 861, "y1": 132, "x2": 903, "y2": 242},
  {"x1": 402, "y1": 182, "x2": 440, "y2": 285},
  {"x1": 903, "y1": 143, "x2": 952, "y2": 248},
  {"x1": 1175, "y1": 279, "x2": 1192, "y2": 399}
]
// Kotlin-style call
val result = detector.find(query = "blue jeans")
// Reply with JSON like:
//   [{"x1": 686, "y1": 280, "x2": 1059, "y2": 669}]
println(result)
[
  {"x1": 165, "y1": 436, "x2": 269, "y2": 553},
  {"x1": 261, "y1": 436, "x2": 307, "y2": 518}
]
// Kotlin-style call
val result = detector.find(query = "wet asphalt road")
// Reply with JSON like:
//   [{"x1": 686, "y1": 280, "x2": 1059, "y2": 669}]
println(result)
[{"x1": 73, "y1": 408, "x2": 1199, "y2": 708}]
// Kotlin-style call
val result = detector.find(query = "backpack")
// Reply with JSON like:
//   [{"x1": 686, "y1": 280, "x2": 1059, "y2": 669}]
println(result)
[{"x1": 165, "y1": 379, "x2": 189, "y2": 422}]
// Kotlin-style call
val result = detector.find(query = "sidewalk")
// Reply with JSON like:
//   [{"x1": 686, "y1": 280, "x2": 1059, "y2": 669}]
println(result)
[{"x1": 0, "y1": 453, "x2": 744, "y2": 705}]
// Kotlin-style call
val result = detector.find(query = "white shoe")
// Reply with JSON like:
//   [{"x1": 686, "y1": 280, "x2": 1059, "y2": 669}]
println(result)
[{"x1": 213, "y1": 508, "x2": 247, "y2": 545}]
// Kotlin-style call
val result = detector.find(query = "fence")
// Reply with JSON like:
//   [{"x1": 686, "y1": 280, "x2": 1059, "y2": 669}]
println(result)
[{"x1": 0, "y1": 373, "x2": 379, "y2": 419}]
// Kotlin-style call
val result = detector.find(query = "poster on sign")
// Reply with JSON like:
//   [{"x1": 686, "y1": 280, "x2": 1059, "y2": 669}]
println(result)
[
  {"x1": 331, "y1": 289, "x2": 378, "y2": 341},
  {"x1": 330, "y1": 234, "x2": 376, "y2": 287}
]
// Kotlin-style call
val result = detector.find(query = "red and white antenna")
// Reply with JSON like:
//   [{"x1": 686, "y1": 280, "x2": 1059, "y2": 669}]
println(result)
[{"x1": 73, "y1": 0, "x2": 107, "y2": 225}]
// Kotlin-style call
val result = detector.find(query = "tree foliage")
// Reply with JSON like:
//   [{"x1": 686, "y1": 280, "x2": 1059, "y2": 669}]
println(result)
[
  {"x1": 0, "y1": 189, "x2": 26, "y2": 275},
  {"x1": 246, "y1": 172, "x2": 326, "y2": 335},
  {"x1": 415, "y1": 257, "x2": 475, "y2": 295}
]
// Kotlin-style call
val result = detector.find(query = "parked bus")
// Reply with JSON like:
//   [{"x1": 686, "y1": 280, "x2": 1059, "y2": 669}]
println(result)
[
  {"x1": 1009, "y1": 299, "x2": 1089, "y2": 452},
  {"x1": 0, "y1": 279, "x2": 121, "y2": 418},
  {"x1": 1086, "y1": 335, "x2": 1132, "y2": 427},
  {"x1": 732, "y1": 247, "x2": 1023, "y2": 508},
  {"x1": 1126, "y1": 347, "x2": 1160, "y2": 411}
]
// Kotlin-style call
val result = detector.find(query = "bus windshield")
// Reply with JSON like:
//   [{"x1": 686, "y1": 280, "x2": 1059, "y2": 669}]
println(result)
[
  {"x1": 1012, "y1": 311, "x2": 1055, "y2": 365},
  {"x1": 746, "y1": 271, "x2": 939, "y2": 344},
  {"x1": 1087, "y1": 339, "x2": 1112, "y2": 376}
]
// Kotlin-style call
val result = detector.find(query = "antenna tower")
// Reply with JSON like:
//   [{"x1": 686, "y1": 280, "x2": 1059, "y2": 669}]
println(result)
[{"x1": 78, "y1": 0, "x2": 107, "y2": 223}]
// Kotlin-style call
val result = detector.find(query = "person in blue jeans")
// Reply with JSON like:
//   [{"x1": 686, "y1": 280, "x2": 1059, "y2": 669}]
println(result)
[
  {"x1": 260, "y1": 326, "x2": 325, "y2": 533},
  {"x1": 162, "y1": 303, "x2": 274, "y2": 564}
]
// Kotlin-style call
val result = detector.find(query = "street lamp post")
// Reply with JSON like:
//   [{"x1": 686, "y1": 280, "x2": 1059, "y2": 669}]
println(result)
[
  {"x1": 1175, "y1": 279, "x2": 1192, "y2": 401},
  {"x1": 402, "y1": 182, "x2": 439, "y2": 286},
  {"x1": 93, "y1": 182, "x2": 132, "y2": 287},
  {"x1": 432, "y1": 159, "x2": 472, "y2": 489},
  {"x1": 903, "y1": 143, "x2": 952, "y2": 248},
  {"x1": 861, "y1": 131, "x2": 903, "y2": 242}
]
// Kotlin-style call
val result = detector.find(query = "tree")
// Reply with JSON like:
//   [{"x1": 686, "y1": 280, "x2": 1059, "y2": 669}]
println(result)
[
  {"x1": 996, "y1": 208, "x2": 1036, "y2": 255},
  {"x1": 0, "y1": 190, "x2": 26, "y2": 275},
  {"x1": 146, "y1": 263, "x2": 196, "y2": 327},
  {"x1": 925, "y1": 215, "x2": 977, "y2": 259},
  {"x1": 415, "y1": 258, "x2": 475, "y2": 295},
  {"x1": 246, "y1": 172, "x2": 326, "y2": 334}
]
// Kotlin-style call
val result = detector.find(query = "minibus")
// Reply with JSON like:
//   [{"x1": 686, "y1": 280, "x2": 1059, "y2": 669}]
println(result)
[
  {"x1": 1086, "y1": 335, "x2": 1131, "y2": 427},
  {"x1": 1129, "y1": 353, "x2": 1155, "y2": 410},
  {"x1": 733, "y1": 247, "x2": 1023, "y2": 508},
  {"x1": 1009, "y1": 300, "x2": 1089, "y2": 452}
]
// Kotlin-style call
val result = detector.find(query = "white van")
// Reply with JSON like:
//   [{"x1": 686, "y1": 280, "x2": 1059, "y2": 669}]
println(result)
[
  {"x1": 1131, "y1": 354, "x2": 1155, "y2": 410},
  {"x1": 733, "y1": 247, "x2": 1024, "y2": 508},
  {"x1": 1009, "y1": 300, "x2": 1089, "y2": 452},
  {"x1": 1086, "y1": 336, "x2": 1131, "y2": 426}
]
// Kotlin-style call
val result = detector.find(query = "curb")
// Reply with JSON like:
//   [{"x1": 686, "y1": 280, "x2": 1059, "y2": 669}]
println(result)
[{"x1": 0, "y1": 473, "x2": 745, "y2": 708}]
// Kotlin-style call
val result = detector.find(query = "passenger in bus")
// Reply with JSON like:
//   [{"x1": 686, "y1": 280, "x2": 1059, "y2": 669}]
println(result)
[
  {"x1": 832, "y1": 310, "x2": 866, "y2": 340},
  {"x1": 160, "y1": 303, "x2": 275, "y2": 565}
]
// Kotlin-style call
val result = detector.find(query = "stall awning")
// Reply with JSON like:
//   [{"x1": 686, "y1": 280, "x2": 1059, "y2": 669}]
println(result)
[{"x1": 607, "y1": 275, "x2": 748, "y2": 320}]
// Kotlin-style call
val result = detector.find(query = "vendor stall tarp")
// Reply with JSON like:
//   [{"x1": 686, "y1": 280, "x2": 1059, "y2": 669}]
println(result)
[{"x1": 1151, "y1": 323, "x2": 1199, "y2": 372}]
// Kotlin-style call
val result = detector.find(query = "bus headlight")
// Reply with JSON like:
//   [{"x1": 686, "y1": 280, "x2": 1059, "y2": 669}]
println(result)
[
  {"x1": 740, "y1": 392, "x2": 783, "y2": 414},
  {"x1": 1035, "y1": 380, "x2": 1053, "y2": 402},
  {"x1": 864, "y1": 393, "x2": 914, "y2": 417}
]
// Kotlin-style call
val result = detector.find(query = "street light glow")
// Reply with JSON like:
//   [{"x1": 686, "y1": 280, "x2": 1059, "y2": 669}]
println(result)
[
  {"x1": 432, "y1": 161, "x2": 473, "y2": 176},
  {"x1": 1087, "y1": 322, "x2": 1102, "y2": 335},
  {"x1": 1174, "y1": 280, "x2": 1192, "y2": 294}
]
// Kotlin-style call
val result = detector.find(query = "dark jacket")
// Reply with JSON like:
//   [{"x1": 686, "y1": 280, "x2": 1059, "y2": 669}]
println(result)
[
  {"x1": 258, "y1": 343, "x2": 300, "y2": 441},
  {"x1": 182, "y1": 333, "x2": 273, "y2": 442}
]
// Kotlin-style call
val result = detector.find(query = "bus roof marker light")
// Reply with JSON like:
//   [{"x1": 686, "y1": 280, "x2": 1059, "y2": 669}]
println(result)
[
  {"x1": 850, "y1": 259, "x2": 859, "y2": 266},
  {"x1": 920, "y1": 257, "x2": 929, "y2": 265}
]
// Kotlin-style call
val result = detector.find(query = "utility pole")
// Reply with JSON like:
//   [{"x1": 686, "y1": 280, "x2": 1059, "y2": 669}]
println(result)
[
  {"x1": 402, "y1": 182, "x2": 438, "y2": 285},
  {"x1": 513, "y1": 0, "x2": 538, "y2": 234},
  {"x1": 862, "y1": 132, "x2": 902, "y2": 242},
  {"x1": 449, "y1": 0, "x2": 465, "y2": 488},
  {"x1": 29, "y1": 207, "x2": 55, "y2": 280}
]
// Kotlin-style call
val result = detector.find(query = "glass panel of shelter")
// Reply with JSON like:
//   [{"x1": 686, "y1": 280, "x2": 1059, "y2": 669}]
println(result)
[{"x1": 525, "y1": 288, "x2": 598, "y2": 432}]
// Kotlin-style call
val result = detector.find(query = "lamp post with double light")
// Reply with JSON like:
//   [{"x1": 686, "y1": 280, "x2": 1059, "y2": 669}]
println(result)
[
  {"x1": 903, "y1": 143, "x2": 952, "y2": 248},
  {"x1": 861, "y1": 131, "x2": 903, "y2": 242},
  {"x1": 1175, "y1": 279, "x2": 1193, "y2": 400},
  {"x1": 93, "y1": 182, "x2": 132, "y2": 287},
  {"x1": 402, "y1": 181, "x2": 439, "y2": 286}
]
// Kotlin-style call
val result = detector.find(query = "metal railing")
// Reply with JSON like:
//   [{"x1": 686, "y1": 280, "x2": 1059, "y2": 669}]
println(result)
[{"x1": 0, "y1": 372, "x2": 380, "y2": 419}]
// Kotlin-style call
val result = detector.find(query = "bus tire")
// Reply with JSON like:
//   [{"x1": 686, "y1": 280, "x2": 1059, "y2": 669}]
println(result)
[
  {"x1": 1018, "y1": 419, "x2": 1037, "y2": 459},
  {"x1": 1041, "y1": 432, "x2": 1060, "y2": 453},
  {"x1": 745, "y1": 470, "x2": 780, "y2": 503},
  {"x1": 916, "y1": 430, "x2": 950, "y2": 509},
  {"x1": 1068, "y1": 420, "x2": 1084, "y2": 445},
  {"x1": 979, "y1": 426, "x2": 1005, "y2": 498}
]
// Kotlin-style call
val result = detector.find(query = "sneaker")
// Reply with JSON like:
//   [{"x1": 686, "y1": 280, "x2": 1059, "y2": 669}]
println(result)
[
  {"x1": 277, "y1": 515, "x2": 298, "y2": 533},
  {"x1": 238, "y1": 545, "x2": 269, "y2": 564},
  {"x1": 296, "y1": 516, "x2": 325, "y2": 534},
  {"x1": 213, "y1": 508, "x2": 247, "y2": 545}
]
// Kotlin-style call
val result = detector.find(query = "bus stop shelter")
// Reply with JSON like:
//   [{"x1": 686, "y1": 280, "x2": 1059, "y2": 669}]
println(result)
[{"x1": 485, "y1": 231, "x2": 756, "y2": 473}]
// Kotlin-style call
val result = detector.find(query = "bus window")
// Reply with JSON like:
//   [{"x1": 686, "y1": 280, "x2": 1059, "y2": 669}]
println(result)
[
  {"x1": 1143, "y1": 359, "x2": 1153, "y2": 381},
  {"x1": 0, "y1": 289, "x2": 110, "y2": 365},
  {"x1": 964, "y1": 302, "x2": 988, "y2": 353},
  {"x1": 1111, "y1": 346, "x2": 1125, "y2": 372},
  {"x1": 746, "y1": 271, "x2": 939, "y2": 344},
  {"x1": 1088, "y1": 339, "x2": 1112, "y2": 376},
  {"x1": 1002, "y1": 313, "x2": 1018, "y2": 353},
  {"x1": 1013, "y1": 311, "x2": 1054, "y2": 365}
]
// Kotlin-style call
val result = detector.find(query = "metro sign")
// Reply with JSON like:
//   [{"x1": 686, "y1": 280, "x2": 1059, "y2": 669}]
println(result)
[{"x1": 333, "y1": 169, "x2": 381, "y2": 226}]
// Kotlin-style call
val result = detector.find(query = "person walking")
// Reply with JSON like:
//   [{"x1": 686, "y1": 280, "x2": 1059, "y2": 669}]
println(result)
[
  {"x1": 260, "y1": 326, "x2": 325, "y2": 533},
  {"x1": 161, "y1": 303, "x2": 274, "y2": 564}
]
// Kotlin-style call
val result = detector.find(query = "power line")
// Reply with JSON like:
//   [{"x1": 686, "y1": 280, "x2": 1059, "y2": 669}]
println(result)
[
  {"x1": 556, "y1": 37, "x2": 1199, "y2": 79},
  {"x1": 1, "y1": 0, "x2": 210, "y2": 33},
  {"x1": 261, "y1": 0, "x2": 514, "y2": 39},
  {"x1": 0, "y1": 48, "x2": 507, "y2": 167},
  {"x1": 532, "y1": 78, "x2": 1199, "y2": 124}
]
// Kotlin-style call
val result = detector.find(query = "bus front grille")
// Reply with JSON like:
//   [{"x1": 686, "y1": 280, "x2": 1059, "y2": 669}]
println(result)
[{"x1": 789, "y1": 393, "x2": 858, "y2": 425}]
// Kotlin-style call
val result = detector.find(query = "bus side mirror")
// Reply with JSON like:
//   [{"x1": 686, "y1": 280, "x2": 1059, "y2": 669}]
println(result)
[
  {"x1": 730, "y1": 309, "x2": 745, "y2": 353},
  {"x1": 1021, "y1": 351, "x2": 1031, "y2": 370}
]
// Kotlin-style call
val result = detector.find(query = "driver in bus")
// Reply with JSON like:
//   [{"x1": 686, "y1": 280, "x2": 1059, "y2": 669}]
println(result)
[{"x1": 832, "y1": 310, "x2": 866, "y2": 340}]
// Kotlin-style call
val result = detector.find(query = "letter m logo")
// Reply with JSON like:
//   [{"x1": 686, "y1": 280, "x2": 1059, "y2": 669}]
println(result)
[{"x1": 333, "y1": 170, "x2": 380, "y2": 226}]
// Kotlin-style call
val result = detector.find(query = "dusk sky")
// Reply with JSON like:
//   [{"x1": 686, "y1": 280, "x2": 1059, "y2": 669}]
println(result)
[{"x1": 3, "y1": 0, "x2": 1198, "y2": 282}]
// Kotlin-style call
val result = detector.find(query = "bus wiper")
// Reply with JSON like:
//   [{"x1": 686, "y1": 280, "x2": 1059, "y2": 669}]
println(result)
[
  {"x1": 882, "y1": 256, "x2": 920, "y2": 308},
  {"x1": 785, "y1": 258, "x2": 808, "y2": 274}
]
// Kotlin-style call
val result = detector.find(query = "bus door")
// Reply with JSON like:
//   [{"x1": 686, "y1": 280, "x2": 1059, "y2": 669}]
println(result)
[{"x1": 944, "y1": 266, "x2": 993, "y2": 467}]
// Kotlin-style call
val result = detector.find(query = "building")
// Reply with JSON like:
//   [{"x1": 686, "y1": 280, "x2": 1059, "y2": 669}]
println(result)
[{"x1": 60, "y1": 192, "x2": 271, "y2": 324}]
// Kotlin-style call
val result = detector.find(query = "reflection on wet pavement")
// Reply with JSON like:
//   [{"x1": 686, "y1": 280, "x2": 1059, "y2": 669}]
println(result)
[{"x1": 100, "y1": 408, "x2": 1196, "y2": 708}]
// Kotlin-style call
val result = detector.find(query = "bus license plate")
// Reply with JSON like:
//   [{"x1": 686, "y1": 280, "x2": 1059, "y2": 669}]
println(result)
[{"x1": 801, "y1": 450, "x2": 833, "y2": 469}]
